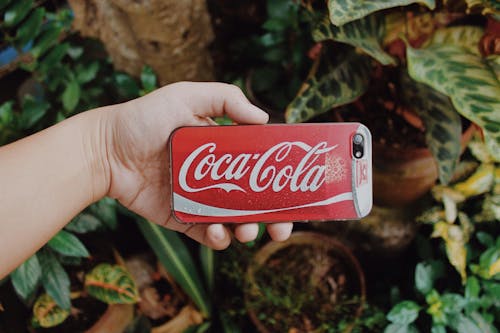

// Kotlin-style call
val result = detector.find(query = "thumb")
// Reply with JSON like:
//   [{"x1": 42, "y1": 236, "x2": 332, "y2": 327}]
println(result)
[{"x1": 173, "y1": 82, "x2": 269, "y2": 124}]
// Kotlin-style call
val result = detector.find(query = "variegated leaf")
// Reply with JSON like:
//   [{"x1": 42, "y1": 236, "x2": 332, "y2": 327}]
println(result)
[
  {"x1": 313, "y1": 14, "x2": 396, "y2": 65},
  {"x1": 454, "y1": 163, "x2": 495, "y2": 198},
  {"x1": 407, "y1": 44, "x2": 500, "y2": 161},
  {"x1": 401, "y1": 73, "x2": 462, "y2": 184},
  {"x1": 85, "y1": 264, "x2": 139, "y2": 304},
  {"x1": 32, "y1": 294, "x2": 69, "y2": 328},
  {"x1": 328, "y1": 0, "x2": 436, "y2": 26},
  {"x1": 432, "y1": 222, "x2": 467, "y2": 283},
  {"x1": 285, "y1": 51, "x2": 371, "y2": 123},
  {"x1": 465, "y1": 0, "x2": 500, "y2": 15},
  {"x1": 424, "y1": 26, "x2": 484, "y2": 55}
]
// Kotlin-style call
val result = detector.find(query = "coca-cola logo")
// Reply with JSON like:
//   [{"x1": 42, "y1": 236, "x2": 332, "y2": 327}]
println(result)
[{"x1": 178, "y1": 141, "x2": 337, "y2": 193}]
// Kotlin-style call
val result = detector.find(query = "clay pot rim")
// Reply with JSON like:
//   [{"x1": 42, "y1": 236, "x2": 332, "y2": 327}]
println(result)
[{"x1": 245, "y1": 231, "x2": 366, "y2": 333}]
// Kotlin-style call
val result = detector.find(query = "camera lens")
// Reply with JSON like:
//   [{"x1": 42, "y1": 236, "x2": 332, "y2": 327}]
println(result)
[{"x1": 353, "y1": 134, "x2": 363, "y2": 145}]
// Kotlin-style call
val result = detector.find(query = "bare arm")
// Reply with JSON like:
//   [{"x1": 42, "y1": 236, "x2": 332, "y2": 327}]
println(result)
[{"x1": 0, "y1": 82, "x2": 293, "y2": 278}]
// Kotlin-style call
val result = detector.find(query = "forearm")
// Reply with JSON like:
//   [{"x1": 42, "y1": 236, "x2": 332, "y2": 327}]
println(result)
[{"x1": 0, "y1": 107, "x2": 112, "y2": 277}]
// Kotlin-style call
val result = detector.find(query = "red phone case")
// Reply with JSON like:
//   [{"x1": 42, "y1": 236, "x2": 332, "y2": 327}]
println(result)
[{"x1": 169, "y1": 123, "x2": 372, "y2": 223}]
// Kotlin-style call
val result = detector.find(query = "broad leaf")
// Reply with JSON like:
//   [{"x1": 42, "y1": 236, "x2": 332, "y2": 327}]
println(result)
[
  {"x1": 15, "y1": 7, "x2": 45, "y2": 46},
  {"x1": 200, "y1": 245, "x2": 214, "y2": 293},
  {"x1": 328, "y1": 0, "x2": 435, "y2": 26},
  {"x1": 454, "y1": 163, "x2": 494, "y2": 198},
  {"x1": 456, "y1": 314, "x2": 483, "y2": 333},
  {"x1": 431, "y1": 326, "x2": 446, "y2": 333},
  {"x1": 441, "y1": 293, "x2": 466, "y2": 314},
  {"x1": 76, "y1": 61, "x2": 99, "y2": 84},
  {"x1": 3, "y1": 0, "x2": 33, "y2": 27},
  {"x1": 407, "y1": 44, "x2": 500, "y2": 161},
  {"x1": 38, "y1": 250, "x2": 71, "y2": 310},
  {"x1": 469, "y1": 311, "x2": 498, "y2": 333},
  {"x1": 401, "y1": 74, "x2": 462, "y2": 184},
  {"x1": 30, "y1": 25, "x2": 63, "y2": 58},
  {"x1": 415, "y1": 262, "x2": 433, "y2": 295},
  {"x1": 47, "y1": 230, "x2": 89, "y2": 258},
  {"x1": 39, "y1": 43, "x2": 70, "y2": 73},
  {"x1": 137, "y1": 220, "x2": 211, "y2": 317},
  {"x1": 387, "y1": 301, "x2": 420, "y2": 325},
  {"x1": 432, "y1": 222, "x2": 467, "y2": 283},
  {"x1": 425, "y1": 26, "x2": 484, "y2": 55},
  {"x1": 0, "y1": 0, "x2": 12, "y2": 10},
  {"x1": 20, "y1": 95, "x2": 49, "y2": 130},
  {"x1": 114, "y1": 73, "x2": 140, "y2": 99},
  {"x1": 32, "y1": 294, "x2": 69, "y2": 328},
  {"x1": 285, "y1": 51, "x2": 371, "y2": 123},
  {"x1": 140, "y1": 65, "x2": 157, "y2": 94},
  {"x1": 465, "y1": 276, "x2": 480, "y2": 299},
  {"x1": 313, "y1": 14, "x2": 395, "y2": 65},
  {"x1": 384, "y1": 323, "x2": 419, "y2": 333},
  {"x1": 65, "y1": 213, "x2": 103, "y2": 234},
  {"x1": 10, "y1": 255, "x2": 41, "y2": 301},
  {"x1": 89, "y1": 197, "x2": 117, "y2": 229},
  {"x1": 85, "y1": 264, "x2": 139, "y2": 304},
  {"x1": 62, "y1": 77, "x2": 80, "y2": 113}
]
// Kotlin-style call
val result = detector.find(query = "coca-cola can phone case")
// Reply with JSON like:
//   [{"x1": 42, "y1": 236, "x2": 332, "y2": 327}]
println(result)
[{"x1": 169, "y1": 123, "x2": 372, "y2": 223}]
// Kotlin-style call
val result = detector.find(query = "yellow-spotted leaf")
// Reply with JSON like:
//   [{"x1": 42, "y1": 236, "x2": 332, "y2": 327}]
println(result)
[
  {"x1": 407, "y1": 44, "x2": 500, "y2": 161},
  {"x1": 85, "y1": 264, "x2": 139, "y2": 304},
  {"x1": 328, "y1": 0, "x2": 436, "y2": 26},
  {"x1": 401, "y1": 74, "x2": 462, "y2": 184},
  {"x1": 454, "y1": 163, "x2": 495, "y2": 198},
  {"x1": 313, "y1": 14, "x2": 396, "y2": 65},
  {"x1": 432, "y1": 222, "x2": 467, "y2": 283},
  {"x1": 32, "y1": 294, "x2": 69, "y2": 328},
  {"x1": 424, "y1": 26, "x2": 484, "y2": 55},
  {"x1": 285, "y1": 51, "x2": 371, "y2": 123},
  {"x1": 489, "y1": 257, "x2": 500, "y2": 277}
]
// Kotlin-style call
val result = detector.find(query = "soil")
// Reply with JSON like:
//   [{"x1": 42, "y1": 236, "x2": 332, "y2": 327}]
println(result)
[{"x1": 247, "y1": 244, "x2": 362, "y2": 333}]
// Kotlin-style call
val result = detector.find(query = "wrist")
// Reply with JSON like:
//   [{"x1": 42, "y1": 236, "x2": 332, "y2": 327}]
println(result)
[{"x1": 77, "y1": 106, "x2": 115, "y2": 203}]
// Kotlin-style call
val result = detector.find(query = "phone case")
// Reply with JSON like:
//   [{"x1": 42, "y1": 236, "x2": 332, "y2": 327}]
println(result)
[{"x1": 169, "y1": 123, "x2": 372, "y2": 223}]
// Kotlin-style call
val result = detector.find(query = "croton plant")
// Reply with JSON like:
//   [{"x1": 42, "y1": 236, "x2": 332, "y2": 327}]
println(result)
[{"x1": 285, "y1": 0, "x2": 500, "y2": 185}]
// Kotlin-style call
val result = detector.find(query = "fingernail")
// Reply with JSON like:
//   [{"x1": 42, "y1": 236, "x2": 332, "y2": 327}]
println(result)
[{"x1": 210, "y1": 224, "x2": 226, "y2": 241}]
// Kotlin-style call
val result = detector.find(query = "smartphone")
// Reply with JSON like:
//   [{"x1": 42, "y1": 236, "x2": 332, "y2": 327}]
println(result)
[{"x1": 169, "y1": 123, "x2": 372, "y2": 223}]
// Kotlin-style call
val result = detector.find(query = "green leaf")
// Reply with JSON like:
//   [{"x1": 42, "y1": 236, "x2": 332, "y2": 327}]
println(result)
[
  {"x1": 387, "y1": 301, "x2": 421, "y2": 325},
  {"x1": 328, "y1": 0, "x2": 435, "y2": 26},
  {"x1": 76, "y1": 61, "x2": 99, "y2": 84},
  {"x1": 89, "y1": 197, "x2": 117, "y2": 229},
  {"x1": 431, "y1": 326, "x2": 446, "y2": 333},
  {"x1": 199, "y1": 245, "x2": 214, "y2": 293},
  {"x1": 0, "y1": 0, "x2": 12, "y2": 10},
  {"x1": 285, "y1": 50, "x2": 371, "y2": 123},
  {"x1": 39, "y1": 43, "x2": 69, "y2": 73},
  {"x1": 441, "y1": 293, "x2": 466, "y2": 314},
  {"x1": 456, "y1": 314, "x2": 483, "y2": 333},
  {"x1": 10, "y1": 255, "x2": 41, "y2": 300},
  {"x1": 85, "y1": 264, "x2": 139, "y2": 304},
  {"x1": 32, "y1": 293, "x2": 69, "y2": 328},
  {"x1": 20, "y1": 95, "x2": 49, "y2": 129},
  {"x1": 469, "y1": 311, "x2": 498, "y2": 333},
  {"x1": 137, "y1": 220, "x2": 211, "y2": 317},
  {"x1": 65, "y1": 213, "x2": 103, "y2": 234},
  {"x1": 140, "y1": 65, "x2": 157, "y2": 93},
  {"x1": 38, "y1": 250, "x2": 71, "y2": 310},
  {"x1": 15, "y1": 7, "x2": 44, "y2": 46},
  {"x1": 67, "y1": 45, "x2": 83, "y2": 59},
  {"x1": 477, "y1": 231, "x2": 495, "y2": 247},
  {"x1": 425, "y1": 26, "x2": 484, "y2": 56},
  {"x1": 184, "y1": 322, "x2": 211, "y2": 333},
  {"x1": 401, "y1": 73, "x2": 462, "y2": 184},
  {"x1": 61, "y1": 77, "x2": 80, "y2": 112},
  {"x1": 407, "y1": 44, "x2": 500, "y2": 162},
  {"x1": 30, "y1": 25, "x2": 63, "y2": 58},
  {"x1": 47, "y1": 230, "x2": 89, "y2": 258},
  {"x1": 313, "y1": 14, "x2": 395, "y2": 65},
  {"x1": 3, "y1": 0, "x2": 33, "y2": 27},
  {"x1": 415, "y1": 262, "x2": 433, "y2": 295},
  {"x1": 0, "y1": 100, "x2": 14, "y2": 124},
  {"x1": 466, "y1": 277, "x2": 480, "y2": 299},
  {"x1": 384, "y1": 323, "x2": 419, "y2": 333},
  {"x1": 114, "y1": 72, "x2": 140, "y2": 99}
]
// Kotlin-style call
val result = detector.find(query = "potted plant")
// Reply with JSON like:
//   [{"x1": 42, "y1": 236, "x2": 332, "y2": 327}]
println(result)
[{"x1": 245, "y1": 231, "x2": 366, "y2": 333}]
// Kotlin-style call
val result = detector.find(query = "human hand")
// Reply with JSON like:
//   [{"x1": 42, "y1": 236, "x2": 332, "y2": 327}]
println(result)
[{"x1": 102, "y1": 82, "x2": 293, "y2": 249}]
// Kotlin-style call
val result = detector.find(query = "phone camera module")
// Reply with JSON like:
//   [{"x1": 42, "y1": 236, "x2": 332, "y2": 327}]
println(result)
[{"x1": 353, "y1": 134, "x2": 364, "y2": 159}]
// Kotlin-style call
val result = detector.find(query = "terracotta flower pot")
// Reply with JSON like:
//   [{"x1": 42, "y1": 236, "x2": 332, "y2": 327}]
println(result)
[
  {"x1": 373, "y1": 124, "x2": 476, "y2": 206},
  {"x1": 246, "y1": 232, "x2": 365, "y2": 333}
]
